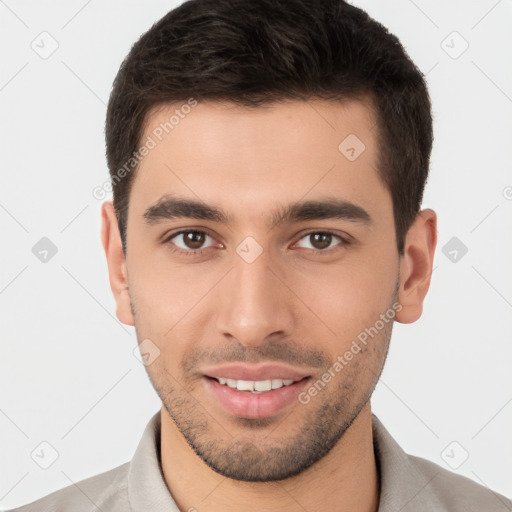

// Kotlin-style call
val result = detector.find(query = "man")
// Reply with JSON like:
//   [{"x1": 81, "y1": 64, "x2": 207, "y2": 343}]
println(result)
[{"x1": 10, "y1": 0, "x2": 512, "y2": 510}]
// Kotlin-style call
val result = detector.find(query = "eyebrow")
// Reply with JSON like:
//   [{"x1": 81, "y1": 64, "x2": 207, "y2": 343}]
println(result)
[{"x1": 143, "y1": 195, "x2": 372, "y2": 228}]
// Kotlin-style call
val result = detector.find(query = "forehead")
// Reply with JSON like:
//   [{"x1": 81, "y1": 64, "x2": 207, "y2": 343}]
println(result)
[
  {"x1": 130, "y1": 98, "x2": 390, "y2": 226},
  {"x1": 142, "y1": 97, "x2": 378, "y2": 163}
]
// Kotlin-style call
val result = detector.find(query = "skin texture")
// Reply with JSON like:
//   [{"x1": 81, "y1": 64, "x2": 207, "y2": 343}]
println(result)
[{"x1": 101, "y1": 98, "x2": 437, "y2": 512}]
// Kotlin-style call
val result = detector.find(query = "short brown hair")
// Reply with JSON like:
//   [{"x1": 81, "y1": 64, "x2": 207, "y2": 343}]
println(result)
[{"x1": 105, "y1": 0, "x2": 433, "y2": 254}]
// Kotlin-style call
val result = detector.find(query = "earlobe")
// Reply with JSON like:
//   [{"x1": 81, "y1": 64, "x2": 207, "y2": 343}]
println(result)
[
  {"x1": 395, "y1": 209, "x2": 437, "y2": 324},
  {"x1": 101, "y1": 201, "x2": 135, "y2": 326}
]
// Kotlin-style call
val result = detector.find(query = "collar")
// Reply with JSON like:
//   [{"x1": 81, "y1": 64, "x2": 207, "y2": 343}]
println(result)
[
  {"x1": 127, "y1": 411, "x2": 180, "y2": 511},
  {"x1": 371, "y1": 414, "x2": 443, "y2": 511}
]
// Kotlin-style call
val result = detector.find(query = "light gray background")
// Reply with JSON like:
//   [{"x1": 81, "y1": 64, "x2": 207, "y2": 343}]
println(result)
[{"x1": 1, "y1": 0, "x2": 511, "y2": 508}]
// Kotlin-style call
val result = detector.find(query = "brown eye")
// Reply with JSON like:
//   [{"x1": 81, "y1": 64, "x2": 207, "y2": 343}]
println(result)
[
  {"x1": 309, "y1": 233, "x2": 332, "y2": 250},
  {"x1": 182, "y1": 231, "x2": 206, "y2": 249},
  {"x1": 295, "y1": 231, "x2": 346, "y2": 252},
  {"x1": 167, "y1": 230, "x2": 215, "y2": 252}
]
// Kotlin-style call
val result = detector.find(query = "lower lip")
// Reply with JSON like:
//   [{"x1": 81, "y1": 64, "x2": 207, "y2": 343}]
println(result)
[{"x1": 204, "y1": 376, "x2": 311, "y2": 419}]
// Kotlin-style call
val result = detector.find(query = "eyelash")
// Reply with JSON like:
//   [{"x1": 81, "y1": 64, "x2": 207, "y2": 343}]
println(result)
[{"x1": 163, "y1": 229, "x2": 350, "y2": 257}]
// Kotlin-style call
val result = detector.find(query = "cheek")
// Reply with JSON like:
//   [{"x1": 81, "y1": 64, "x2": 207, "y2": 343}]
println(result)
[
  {"x1": 291, "y1": 256, "x2": 396, "y2": 327},
  {"x1": 128, "y1": 264, "x2": 216, "y2": 368},
  {"x1": 130, "y1": 259, "x2": 218, "y2": 320}
]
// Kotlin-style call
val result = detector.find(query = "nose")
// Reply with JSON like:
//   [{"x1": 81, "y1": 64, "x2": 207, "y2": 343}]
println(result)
[{"x1": 215, "y1": 248, "x2": 296, "y2": 348}]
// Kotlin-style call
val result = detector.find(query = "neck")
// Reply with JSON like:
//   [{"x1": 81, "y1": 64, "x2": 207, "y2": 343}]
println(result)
[{"x1": 160, "y1": 402, "x2": 379, "y2": 512}]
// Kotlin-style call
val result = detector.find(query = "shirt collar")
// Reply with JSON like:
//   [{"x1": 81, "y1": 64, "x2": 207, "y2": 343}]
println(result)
[
  {"x1": 371, "y1": 413, "x2": 443, "y2": 511},
  {"x1": 128, "y1": 411, "x2": 180, "y2": 511},
  {"x1": 127, "y1": 410, "x2": 443, "y2": 511}
]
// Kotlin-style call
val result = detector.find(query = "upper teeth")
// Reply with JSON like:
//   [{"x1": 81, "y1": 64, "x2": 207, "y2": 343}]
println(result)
[{"x1": 217, "y1": 378, "x2": 296, "y2": 392}]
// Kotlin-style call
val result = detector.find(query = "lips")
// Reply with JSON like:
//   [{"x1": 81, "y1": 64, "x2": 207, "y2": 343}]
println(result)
[{"x1": 201, "y1": 363, "x2": 312, "y2": 419}]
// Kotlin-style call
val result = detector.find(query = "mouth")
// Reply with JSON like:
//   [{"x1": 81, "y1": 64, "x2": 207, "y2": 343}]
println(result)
[
  {"x1": 206, "y1": 375, "x2": 304, "y2": 393},
  {"x1": 203, "y1": 375, "x2": 311, "y2": 419}
]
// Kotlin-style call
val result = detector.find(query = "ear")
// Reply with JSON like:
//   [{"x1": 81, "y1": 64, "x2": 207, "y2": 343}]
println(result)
[
  {"x1": 395, "y1": 208, "x2": 437, "y2": 324},
  {"x1": 101, "y1": 201, "x2": 135, "y2": 326}
]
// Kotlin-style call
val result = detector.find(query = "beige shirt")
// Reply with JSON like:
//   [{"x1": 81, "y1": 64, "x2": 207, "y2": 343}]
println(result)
[{"x1": 9, "y1": 411, "x2": 512, "y2": 512}]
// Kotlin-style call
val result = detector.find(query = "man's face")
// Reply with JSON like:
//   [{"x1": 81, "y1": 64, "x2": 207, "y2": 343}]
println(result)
[{"x1": 120, "y1": 98, "x2": 401, "y2": 481}]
